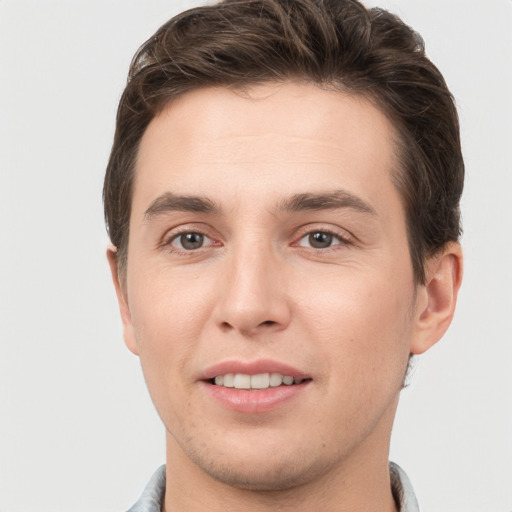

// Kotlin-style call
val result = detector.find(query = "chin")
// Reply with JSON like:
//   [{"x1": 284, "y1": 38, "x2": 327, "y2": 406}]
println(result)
[
  {"x1": 204, "y1": 461, "x2": 325, "y2": 492},
  {"x1": 184, "y1": 441, "x2": 337, "y2": 492}
]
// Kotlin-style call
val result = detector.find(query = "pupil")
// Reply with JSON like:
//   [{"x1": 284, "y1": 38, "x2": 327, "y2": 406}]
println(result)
[
  {"x1": 181, "y1": 233, "x2": 204, "y2": 250},
  {"x1": 309, "y1": 232, "x2": 332, "y2": 248}
]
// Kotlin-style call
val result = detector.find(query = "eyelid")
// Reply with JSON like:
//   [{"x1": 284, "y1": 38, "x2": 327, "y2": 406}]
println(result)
[
  {"x1": 171, "y1": 232, "x2": 214, "y2": 250},
  {"x1": 160, "y1": 223, "x2": 221, "y2": 251},
  {"x1": 159, "y1": 223, "x2": 354, "y2": 252},
  {"x1": 292, "y1": 225, "x2": 354, "y2": 249}
]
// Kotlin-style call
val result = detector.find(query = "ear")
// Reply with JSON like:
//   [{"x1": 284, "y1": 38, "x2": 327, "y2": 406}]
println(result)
[
  {"x1": 106, "y1": 245, "x2": 139, "y2": 356},
  {"x1": 410, "y1": 242, "x2": 463, "y2": 355}
]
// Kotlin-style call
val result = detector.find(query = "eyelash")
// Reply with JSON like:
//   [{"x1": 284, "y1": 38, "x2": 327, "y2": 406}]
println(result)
[
  {"x1": 294, "y1": 228, "x2": 353, "y2": 251},
  {"x1": 162, "y1": 227, "x2": 353, "y2": 254},
  {"x1": 163, "y1": 228, "x2": 218, "y2": 253}
]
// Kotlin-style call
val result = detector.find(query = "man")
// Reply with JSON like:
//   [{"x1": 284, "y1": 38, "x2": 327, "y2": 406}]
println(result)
[{"x1": 104, "y1": 0, "x2": 463, "y2": 510}]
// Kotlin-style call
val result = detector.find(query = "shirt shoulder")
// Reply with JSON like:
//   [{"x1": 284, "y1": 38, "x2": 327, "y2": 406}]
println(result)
[
  {"x1": 126, "y1": 465, "x2": 166, "y2": 512},
  {"x1": 390, "y1": 461, "x2": 421, "y2": 512}
]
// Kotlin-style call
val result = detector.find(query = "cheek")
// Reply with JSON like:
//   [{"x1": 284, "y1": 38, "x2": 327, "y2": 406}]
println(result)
[
  {"x1": 126, "y1": 267, "x2": 215, "y2": 386},
  {"x1": 126, "y1": 282, "x2": 204, "y2": 428},
  {"x1": 129, "y1": 259, "x2": 213, "y2": 336},
  {"x1": 297, "y1": 269, "x2": 414, "y2": 385}
]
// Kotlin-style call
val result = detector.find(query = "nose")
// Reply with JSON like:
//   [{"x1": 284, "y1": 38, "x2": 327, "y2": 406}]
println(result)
[{"x1": 212, "y1": 242, "x2": 291, "y2": 337}]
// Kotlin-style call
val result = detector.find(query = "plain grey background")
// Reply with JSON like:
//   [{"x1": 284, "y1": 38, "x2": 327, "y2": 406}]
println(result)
[{"x1": 0, "y1": 1, "x2": 511, "y2": 510}]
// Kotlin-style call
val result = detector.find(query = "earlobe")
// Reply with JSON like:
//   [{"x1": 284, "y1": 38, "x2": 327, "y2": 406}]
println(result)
[
  {"x1": 410, "y1": 242, "x2": 463, "y2": 355},
  {"x1": 106, "y1": 245, "x2": 139, "y2": 356}
]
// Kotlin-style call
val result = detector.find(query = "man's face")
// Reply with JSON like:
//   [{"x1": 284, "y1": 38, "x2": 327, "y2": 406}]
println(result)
[{"x1": 114, "y1": 82, "x2": 429, "y2": 490}]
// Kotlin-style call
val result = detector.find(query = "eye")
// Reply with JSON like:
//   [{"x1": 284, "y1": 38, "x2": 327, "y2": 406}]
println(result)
[
  {"x1": 170, "y1": 232, "x2": 212, "y2": 251},
  {"x1": 297, "y1": 231, "x2": 346, "y2": 249}
]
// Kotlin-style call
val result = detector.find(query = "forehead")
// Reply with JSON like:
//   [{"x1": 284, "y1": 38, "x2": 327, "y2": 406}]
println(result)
[{"x1": 133, "y1": 82, "x2": 400, "y2": 217}]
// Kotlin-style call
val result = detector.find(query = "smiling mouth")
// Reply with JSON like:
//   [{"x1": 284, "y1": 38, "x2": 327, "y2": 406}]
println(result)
[{"x1": 209, "y1": 373, "x2": 311, "y2": 390}]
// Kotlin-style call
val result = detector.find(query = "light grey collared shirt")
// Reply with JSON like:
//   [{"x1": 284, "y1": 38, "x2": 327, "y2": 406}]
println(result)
[{"x1": 127, "y1": 462, "x2": 420, "y2": 512}]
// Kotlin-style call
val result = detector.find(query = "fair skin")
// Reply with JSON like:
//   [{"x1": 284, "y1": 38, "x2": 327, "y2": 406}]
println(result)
[{"x1": 108, "y1": 82, "x2": 462, "y2": 512}]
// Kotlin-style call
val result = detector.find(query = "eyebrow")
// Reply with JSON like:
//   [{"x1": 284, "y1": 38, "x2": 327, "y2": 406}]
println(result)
[
  {"x1": 143, "y1": 189, "x2": 376, "y2": 220},
  {"x1": 278, "y1": 190, "x2": 377, "y2": 215},
  {"x1": 144, "y1": 192, "x2": 220, "y2": 219}
]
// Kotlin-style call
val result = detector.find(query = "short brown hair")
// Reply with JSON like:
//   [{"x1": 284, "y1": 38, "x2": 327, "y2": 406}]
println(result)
[{"x1": 104, "y1": 0, "x2": 463, "y2": 284}]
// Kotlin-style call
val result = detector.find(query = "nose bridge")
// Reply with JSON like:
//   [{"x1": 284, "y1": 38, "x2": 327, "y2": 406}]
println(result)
[{"x1": 214, "y1": 236, "x2": 290, "y2": 335}]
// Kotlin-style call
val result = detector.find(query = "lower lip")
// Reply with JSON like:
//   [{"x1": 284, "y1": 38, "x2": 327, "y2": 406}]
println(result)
[{"x1": 202, "y1": 381, "x2": 310, "y2": 413}]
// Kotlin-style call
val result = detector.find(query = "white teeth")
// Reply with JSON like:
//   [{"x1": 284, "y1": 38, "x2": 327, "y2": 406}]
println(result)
[
  {"x1": 223, "y1": 374, "x2": 235, "y2": 388},
  {"x1": 251, "y1": 373, "x2": 270, "y2": 389},
  {"x1": 269, "y1": 373, "x2": 283, "y2": 387},
  {"x1": 233, "y1": 374, "x2": 251, "y2": 389},
  {"x1": 213, "y1": 372, "x2": 303, "y2": 390}
]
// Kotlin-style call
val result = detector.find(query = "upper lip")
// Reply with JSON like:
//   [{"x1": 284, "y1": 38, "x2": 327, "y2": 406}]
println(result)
[{"x1": 199, "y1": 359, "x2": 310, "y2": 381}]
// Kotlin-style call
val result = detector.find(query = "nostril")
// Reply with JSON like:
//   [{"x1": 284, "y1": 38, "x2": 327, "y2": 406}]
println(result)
[
  {"x1": 220, "y1": 321, "x2": 233, "y2": 331},
  {"x1": 218, "y1": 318, "x2": 281, "y2": 336}
]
